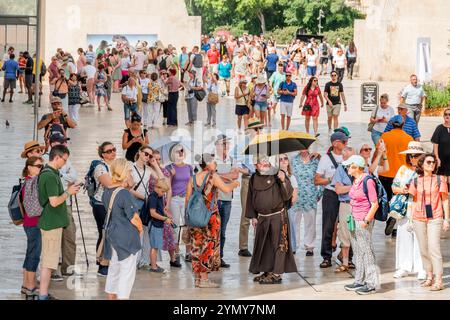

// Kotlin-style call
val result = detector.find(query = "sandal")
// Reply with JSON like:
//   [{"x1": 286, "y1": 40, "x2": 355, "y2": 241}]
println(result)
[
  {"x1": 348, "y1": 261, "x2": 356, "y2": 269},
  {"x1": 420, "y1": 278, "x2": 433, "y2": 287},
  {"x1": 430, "y1": 282, "x2": 444, "y2": 291},
  {"x1": 197, "y1": 280, "x2": 219, "y2": 288},
  {"x1": 335, "y1": 265, "x2": 349, "y2": 273},
  {"x1": 259, "y1": 273, "x2": 282, "y2": 285},
  {"x1": 253, "y1": 272, "x2": 269, "y2": 282}
]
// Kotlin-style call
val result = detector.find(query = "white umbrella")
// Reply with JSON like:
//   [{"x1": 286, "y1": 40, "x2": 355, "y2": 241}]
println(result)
[{"x1": 150, "y1": 136, "x2": 192, "y2": 166}]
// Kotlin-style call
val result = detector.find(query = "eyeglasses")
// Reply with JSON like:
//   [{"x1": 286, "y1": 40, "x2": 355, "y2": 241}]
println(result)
[
  {"x1": 60, "y1": 156, "x2": 69, "y2": 164},
  {"x1": 444, "y1": 113, "x2": 450, "y2": 117},
  {"x1": 30, "y1": 164, "x2": 43, "y2": 169},
  {"x1": 103, "y1": 147, "x2": 117, "y2": 154},
  {"x1": 280, "y1": 157, "x2": 289, "y2": 161},
  {"x1": 425, "y1": 160, "x2": 436, "y2": 166},
  {"x1": 361, "y1": 148, "x2": 372, "y2": 152}
]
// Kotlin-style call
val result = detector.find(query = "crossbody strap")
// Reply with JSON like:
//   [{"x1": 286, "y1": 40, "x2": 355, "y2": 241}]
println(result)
[
  {"x1": 133, "y1": 165, "x2": 148, "y2": 196},
  {"x1": 327, "y1": 152, "x2": 339, "y2": 169}
]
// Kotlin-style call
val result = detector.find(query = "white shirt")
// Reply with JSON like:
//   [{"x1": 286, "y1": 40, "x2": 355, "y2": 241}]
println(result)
[
  {"x1": 307, "y1": 54, "x2": 317, "y2": 67},
  {"x1": 131, "y1": 164, "x2": 151, "y2": 199},
  {"x1": 401, "y1": 84, "x2": 426, "y2": 105},
  {"x1": 139, "y1": 78, "x2": 151, "y2": 94},
  {"x1": 333, "y1": 55, "x2": 346, "y2": 69},
  {"x1": 82, "y1": 65, "x2": 96, "y2": 79},
  {"x1": 289, "y1": 175, "x2": 299, "y2": 189},
  {"x1": 215, "y1": 155, "x2": 234, "y2": 201},
  {"x1": 68, "y1": 62, "x2": 77, "y2": 75},
  {"x1": 371, "y1": 105, "x2": 395, "y2": 133},
  {"x1": 133, "y1": 51, "x2": 146, "y2": 71},
  {"x1": 316, "y1": 152, "x2": 343, "y2": 191},
  {"x1": 234, "y1": 55, "x2": 249, "y2": 75},
  {"x1": 122, "y1": 85, "x2": 138, "y2": 100}
]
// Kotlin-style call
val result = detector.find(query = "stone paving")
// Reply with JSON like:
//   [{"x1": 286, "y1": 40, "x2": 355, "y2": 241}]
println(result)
[{"x1": 0, "y1": 75, "x2": 449, "y2": 300}]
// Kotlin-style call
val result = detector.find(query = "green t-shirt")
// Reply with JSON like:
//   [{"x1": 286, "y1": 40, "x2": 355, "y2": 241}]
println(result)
[
  {"x1": 269, "y1": 72, "x2": 286, "y2": 98},
  {"x1": 38, "y1": 165, "x2": 69, "y2": 231}
]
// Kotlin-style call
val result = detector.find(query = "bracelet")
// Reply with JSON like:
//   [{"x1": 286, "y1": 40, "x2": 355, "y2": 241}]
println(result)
[{"x1": 445, "y1": 218, "x2": 450, "y2": 222}]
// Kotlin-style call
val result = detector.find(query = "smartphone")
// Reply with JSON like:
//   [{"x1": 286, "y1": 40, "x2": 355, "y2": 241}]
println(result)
[{"x1": 171, "y1": 223, "x2": 178, "y2": 229}]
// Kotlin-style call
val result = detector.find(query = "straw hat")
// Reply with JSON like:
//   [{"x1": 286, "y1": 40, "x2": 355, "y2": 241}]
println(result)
[
  {"x1": 256, "y1": 75, "x2": 266, "y2": 85},
  {"x1": 399, "y1": 141, "x2": 425, "y2": 155},
  {"x1": 21, "y1": 140, "x2": 45, "y2": 158},
  {"x1": 246, "y1": 118, "x2": 264, "y2": 130}
]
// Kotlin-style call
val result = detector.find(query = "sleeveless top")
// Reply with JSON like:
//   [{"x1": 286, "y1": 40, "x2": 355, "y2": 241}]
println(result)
[{"x1": 124, "y1": 128, "x2": 148, "y2": 162}]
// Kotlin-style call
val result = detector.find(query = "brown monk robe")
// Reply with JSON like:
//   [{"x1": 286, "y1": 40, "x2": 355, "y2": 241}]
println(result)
[{"x1": 245, "y1": 166, "x2": 297, "y2": 284}]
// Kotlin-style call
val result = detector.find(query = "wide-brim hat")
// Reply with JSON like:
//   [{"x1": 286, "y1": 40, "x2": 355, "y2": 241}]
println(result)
[
  {"x1": 246, "y1": 118, "x2": 264, "y2": 130},
  {"x1": 256, "y1": 76, "x2": 266, "y2": 85},
  {"x1": 21, "y1": 140, "x2": 45, "y2": 158},
  {"x1": 399, "y1": 141, "x2": 426, "y2": 155}
]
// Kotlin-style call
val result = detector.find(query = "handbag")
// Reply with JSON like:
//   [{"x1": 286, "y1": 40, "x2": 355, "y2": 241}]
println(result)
[
  {"x1": 303, "y1": 104, "x2": 312, "y2": 112},
  {"x1": 367, "y1": 105, "x2": 380, "y2": 132},
  {"x1": 194, "y1": 89, "x2": 206, "y2": 102},
  {"x1": 389, "y1": 194, "x2": 408, "y2": 220},
  {"x1": 346, "y1": 214, "x2": 355, "y2": 232},
  {"x1": 207, "y1": 92, "x2": 219, "y2": 105},
  {"x1": 96, "y1": 187, "x2": 123, "y2": 266}
]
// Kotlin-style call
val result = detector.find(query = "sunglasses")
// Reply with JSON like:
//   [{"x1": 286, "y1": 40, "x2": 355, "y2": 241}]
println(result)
[
  {"x1": 103, "y1": 147, "x2": 117, "y2": 154},
  {"x1": 30, "y1": 164, "x2": 44, "y2": 169},
  {"x1": 143, "y1": 151, "x2": 153, "y2": 158},
  {"x1": 280, "y1": 157, "x2": 289, "y2": 161},
  {"x1": 313, "y1": 79, "x2": 318, "y2": 82},
  {"x1": 362, "y1": 148, "x2": 372, "y2": 152},
  {"x1": 331, "y1": 74, "x2": 337, "y2": 77},
  {"x1": 444, "y1": 113, "x2": 450, "y2": 117},
  {"x1": 425, "y1": 160, "x2": 436, "y2": 166}
]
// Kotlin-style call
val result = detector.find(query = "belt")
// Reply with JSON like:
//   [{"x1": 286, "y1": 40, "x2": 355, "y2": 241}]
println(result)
[
  {"x1": 258, "y1": 209, "x2": 284, "y2": 218},
  {"x1": 173, "y1": 194, "x2": 186, "y2": 198},
  {"x1": 341, "y1": 200, "x2": 351, "y2": 204}
]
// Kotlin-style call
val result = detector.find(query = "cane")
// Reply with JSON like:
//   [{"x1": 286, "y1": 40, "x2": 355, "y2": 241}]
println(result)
[{"x1": 74, "y1": 195, "x2": 90, "y2": 270}]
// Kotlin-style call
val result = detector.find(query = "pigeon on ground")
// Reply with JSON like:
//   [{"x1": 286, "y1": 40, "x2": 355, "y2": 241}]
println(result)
[{"x1": 5, "y1": 120, "x2": 10, "y2": 127}]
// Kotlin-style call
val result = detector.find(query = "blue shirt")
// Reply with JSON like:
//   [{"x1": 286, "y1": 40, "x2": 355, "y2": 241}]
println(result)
[
  {"x1": 2, "y1": 59, "x2": 19, "y2": 80},
  {"x1": 265, "y1": 53, "x2": 279, "y2": 72},
  {"x1": 149, "y1": 192, "x2": 165, "y2": 228},
  {"x1": 279, "y1": 81, "x2": 297, "y2": 103},
  {"x1": 201, "y1": 43, "x2": 211, "y2": 52},
  {"x1": 292, "y1": 155, "x2": 322, "y2": 211},
  {"x1": 331, "y1": 165, "x2": 352, "y2": 202},
  {"x1": 384, "y1": 116, "x2": 421, "y2": 140},
  {"x1": 218, "y1": 62, "x2": 232, "y2": 79}
]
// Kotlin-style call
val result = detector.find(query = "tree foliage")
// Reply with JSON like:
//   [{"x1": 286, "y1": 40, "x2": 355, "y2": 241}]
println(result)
[{"x1": 185, "y1": 0, "x2": 364, "y2": 36}]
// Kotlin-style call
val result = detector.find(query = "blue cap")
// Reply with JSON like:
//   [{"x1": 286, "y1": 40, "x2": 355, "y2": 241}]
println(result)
[
  {"x1": 390, "y1": 115, "x2": 404, "y2": 125},
  {"x1": 330, "y1": 131, "x2": 349, "y2": 143}
]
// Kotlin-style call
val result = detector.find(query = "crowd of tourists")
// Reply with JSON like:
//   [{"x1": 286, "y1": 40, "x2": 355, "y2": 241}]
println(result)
[{"x1": 3, "y1": 32, "x2": 450, "y2": 300}]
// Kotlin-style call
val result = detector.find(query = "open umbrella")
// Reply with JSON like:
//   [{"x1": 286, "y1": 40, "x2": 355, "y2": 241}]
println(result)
[
  {"x1": 150, "y1": 136, "x2": 192, "y2": 165},
  {"x1": 243, "y1": 131, "x2": 316, "y2": 157}
]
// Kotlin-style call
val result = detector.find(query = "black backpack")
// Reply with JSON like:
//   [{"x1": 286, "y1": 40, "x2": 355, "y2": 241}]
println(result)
[
  {"x1": 193, "y1": 54, "x2": 203, "y2": 68},
  {"x1": 159, "y1": 56, "x2": 168, "y2": 70},
  {"x1": 322, "y1": 44, "x2": 328, "y2": 56}
]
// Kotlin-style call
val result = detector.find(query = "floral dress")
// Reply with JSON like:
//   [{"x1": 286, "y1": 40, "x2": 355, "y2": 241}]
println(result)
[
  {"x1": 189, "y1": 173, "x2": 221, "y2": 274},
  {"x1": 147, "y1": 81, "x2": 161, "y2": 103},
  {"x1": 95, "y1": 71, "x2": 107, "y2": 97},
  {"x1": 292, "y1": 155, "x2": 322, "y2": 211},
  {"x1": 392, "y1": 165, "x2": 417, "y2": 219}
]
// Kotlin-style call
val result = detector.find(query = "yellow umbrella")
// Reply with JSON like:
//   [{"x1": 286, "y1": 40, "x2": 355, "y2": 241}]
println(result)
[{"x1": 243, "y1": 131, "x2": 316, "y2": 156}]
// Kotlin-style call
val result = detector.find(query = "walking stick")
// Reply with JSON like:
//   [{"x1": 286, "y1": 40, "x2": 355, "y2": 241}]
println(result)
[{"x1": 74, "y1": 195, "x2": 90, "y2": 270}]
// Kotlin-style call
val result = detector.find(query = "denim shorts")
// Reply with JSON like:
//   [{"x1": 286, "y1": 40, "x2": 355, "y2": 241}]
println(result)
[
  {"x1": 254, "y1": 101, "x2": 268, "y2": 112},
  {"x1": 23, "y1": 226, "x2": 42, "y2": 272},
  {"x1": 123, "y1": 103, "x2": 138, "y2": 120},
  {"x1": 149, "y1": 225, "x2": 164, "y2": 249}
]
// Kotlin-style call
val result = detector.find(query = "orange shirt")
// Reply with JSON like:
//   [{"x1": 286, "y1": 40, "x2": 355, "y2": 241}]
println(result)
[
  {"x1": 409, "y1": 175, "x2": 448, "y2": 221},
  {"x1": 379, "y1": 129, "x2": 413, "y2": 178}
]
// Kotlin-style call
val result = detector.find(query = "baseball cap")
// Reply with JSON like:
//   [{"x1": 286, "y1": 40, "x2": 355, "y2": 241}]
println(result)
[
  {"x1": 334, "y1": 126, "x2": 351, "y2": 137},
  {"x1": 330, "y1": 132, "x2": 349, "y2": 143},
  {"x1": 215, "y1": 134, "x2": 232, "y2": 145},
  {"x1": 50, "y1": 96, "x2": 62, "y2": 104},
  {"x1": 131, "y1": 113, "x2": 142, "y2": 123},
  {"x1": 390, "y1": 115, "x2": 404, "y2": 125},
  {"x1": 49, "y1": 132, "x2": 69, "y2": 144},
  {"x1": 342, "y1": 155, "x2": 366, "y2": 168}
]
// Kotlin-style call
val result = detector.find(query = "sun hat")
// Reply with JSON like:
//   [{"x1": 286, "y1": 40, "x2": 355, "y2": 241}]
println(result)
[
  {"x1": 399, "y1": 141, "x2": 425, "y2": 155},
  {"x1": 256, "y1": 75, "x2": 266, "y2": 85},
  {"x1": 397, "y1": 103, "x2": 408, "y2": 109},
  {"x1": 215, "y1": 134, "x2": 232, "y2": 145},
  {"x1": 21, "y1": 140, "x2": 45, "y2": 158},
  {"x1": 246, "y1": 118, "x2": 264, "y2": 130},
  {"x1": 342, "y1": 155, "x2": 366, "y2": 168},
  {"x1": 50, "y1": 96, "x2": 62, "y2": 104},
  {"x1": 239, "y1": 78, "x2": 248, "y2": 84},
  {"x1": 334, "y1": 126, "x2": 351, "y2": 137}
]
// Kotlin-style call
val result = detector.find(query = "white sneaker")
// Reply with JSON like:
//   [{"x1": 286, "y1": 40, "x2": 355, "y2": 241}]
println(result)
[
  {"x1": 328, "y1": 129, "x2": 333, "y2": 135},
  {"x1": 393, "y1": 269, "x2": 409, "y2": 279},
  {"x1": 417, "y1": 271, "x2": 427, "y2": 280}
]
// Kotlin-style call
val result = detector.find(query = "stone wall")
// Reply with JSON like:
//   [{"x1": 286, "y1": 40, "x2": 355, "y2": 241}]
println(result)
[
  {"x1": 354, "y1": 0, "x2": 450, "y2": 83},
  {"x1": 42, "y1": 0, "x2": 201, "y2": 62}
]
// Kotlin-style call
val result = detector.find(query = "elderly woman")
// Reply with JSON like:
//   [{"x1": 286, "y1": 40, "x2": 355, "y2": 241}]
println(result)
[
  {"x1": 409, "y1": 153, "x2": 450, "y2": 291},
  {"x1": 185, "y1": 153, "x2": 240, "y2": 288},
  {"x1": 343, "y1": 155, "x2": 379, "y2": 295},
  {"x1": 246, "y1": 154, "x2": 297, "y2": 285},
  {"x1": 102, "y1": 159, "x2": 143, "y2": 300}
]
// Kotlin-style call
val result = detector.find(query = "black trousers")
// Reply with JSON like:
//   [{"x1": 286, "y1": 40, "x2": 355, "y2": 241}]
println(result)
[
  {"x1": 347, "y1": 57, "x2": 357, "y2": 77},
  {"x1": 379, "y1": 176, "x2": 394, "y2": 202},
  {"x1": 92, "y1": 202, "x2": 107, "y2": 251},
  {"x1": 336, "y1": 68, "x2": 345, "y2": 83},
  {"x1": 321, "y1": 189, "x2": 340, "y2": 260},
  {"x1": 167, "y1": 92, "x2": 179, "y2": 125}
]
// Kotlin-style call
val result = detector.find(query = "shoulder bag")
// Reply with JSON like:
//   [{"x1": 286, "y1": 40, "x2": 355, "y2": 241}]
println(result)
[
  {"x1": 367, "y1": 105, "x2": 380, "y2": 132},
  {"x1": 96, "y1": 187, "x2": 123, "y2": 266},
  {"x1": 207, "y1": 83, "x2": 219, "y2": 105},
  {"x1": 193, "y1": 79, "x2": 206, "y2": 102}
]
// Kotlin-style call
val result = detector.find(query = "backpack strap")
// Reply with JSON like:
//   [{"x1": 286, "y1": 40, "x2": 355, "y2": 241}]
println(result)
[{"x1": 362, "y1": 175, "x2": 377, "y2": 204}]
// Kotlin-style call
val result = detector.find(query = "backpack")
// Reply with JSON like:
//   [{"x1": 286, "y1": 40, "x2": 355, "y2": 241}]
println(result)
[
  {"x1": 362, "y1": 174, "x2": 389, "y2": 221},
  {"x1": 193, "y1": 54, "x2": 203, "y2": 68},
  {"x1": 322, "y1": 44, "x2": 328, "y2": 56},
  {"x1": 40, "y1": 62, "x2": 47, "y2": 77},
  {"x1": 85, "y1": 160, "x2": 109, "y2": 203},
  {"x1": 159, "y1": 56, "x2": 168, "y2": 71},
  {"x1": 22, "y1": 176, "x2": 43, "y2": 218},
  {"x1": 8, "y1": 180, "x2": 24, "y2": 225},
  {"x1": 186, "y1": 173, "x2": 216, "y2": 228}
]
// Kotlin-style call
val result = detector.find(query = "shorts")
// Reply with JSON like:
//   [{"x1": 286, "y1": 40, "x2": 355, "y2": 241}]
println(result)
[
  {"x1": 18, "y1": 69, "x2": 25, "y2": 75},
  {"x1": 307, "y1": 66, "x2": 317, "y2": 76},
  {"x1": 280, "y1": 101, "x2": 294, "y2": 116},
  {"x1": 327, "y1": 103, "x2": 341, "y2": 117},
  {"x1": 320, "y1": 57, "x2": 329, "y2": 65},
  {"x1": 337, "y1": 202, "x2": 352, "y2": 248},
  {"x1": 254, "y1": 101, "x2": 268, "y2": 112},
  {"x1": 235, "y1": 105, "x2": 250, "y2": 116},
  {"x1": 40, "y1": 228, "x2": 63, "y2": 270},
  {"x1": 25, "y1": 74, "x2": 33, "y2": 87},
  {"x1": 149, "y1": 225, "x2": 164, "y2": 249},
  {"x1": 123, "y1": 103, "x2": 138, "y2": 120},
  {"x1": 3, "y1": 78, "x2": 16, "y2": 89}
]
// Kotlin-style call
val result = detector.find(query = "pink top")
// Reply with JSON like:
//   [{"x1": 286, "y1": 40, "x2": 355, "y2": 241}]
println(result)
[
  {"x1": 22, "y1": 176, "x2": 40, "y2": 228},
  {"x1": 409, "y1": 175, "x2": 448, "y2": 221},
  {"x1": 167, "y1": 76, "x2": 181, "y2": 93},
  {"x1": 349, "y1": 174, "x2": 378, "y2": 221}
]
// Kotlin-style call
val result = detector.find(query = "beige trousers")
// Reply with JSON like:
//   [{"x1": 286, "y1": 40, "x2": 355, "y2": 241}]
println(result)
[
  {"x1": 239, "y1": 176, "x2": 251, "y2": 250},
  {"x1": 413, "y1": 218, "x2": 443, "y2": 277}
]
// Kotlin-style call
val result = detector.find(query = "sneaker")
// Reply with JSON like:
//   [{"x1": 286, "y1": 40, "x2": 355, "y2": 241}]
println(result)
[
  {"x1": 197, "y1": 279, "x2": 220, "y2": 288},
  {"x1": 356, "y1": 285, "x2": 376, "y2": 295},
  {"x1": 170, "y1": 260, "x2": 182, "y2": 268},
  {"x1": 319, "y1": 259, "x2": 332, "y2": 268},
  {"x1": 238, "y1": 249, "x2": 252, "y2": 257},
  {"x1": 344, "y1": 283, "x2": 365, "y2": 291},
  {"x1": 393, "y1": 269, "x2": 409, "y2": 279},
  {"x1": 38, "y1": 293, "x2": 58, "y2": 300},
  {"x1": 97, "y1": 266, "x2": 108, "y2": 277},
  {"x1": 149, "y1": 266, "x2": 166, "y2": 273},
  {"x1": 1, "y1": 99, "x2": 4, "y2": 102},
  {"x1": 220, "y1": 259, "x2": 230, "y2": 268},
  {"x1": 51, "y1": 273, "x2": 64, "y2": 282},
  {"x1": 185, "y1": 253, "x2": 192, "y2": 262},
  {"x1": 385, "y1": 217, "x2": 396, "y2": 236},
  {"x1": 306, "y1": 250, "x2": 314, "y2": 257},
  {"x1": 328, "y1": 129, "x2": 333, "y2": 135}
]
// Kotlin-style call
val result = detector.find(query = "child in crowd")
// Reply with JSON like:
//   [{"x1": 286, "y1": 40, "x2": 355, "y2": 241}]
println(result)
[{"x1": 299, "y1": 58, "x2": 307, "y2": 86}]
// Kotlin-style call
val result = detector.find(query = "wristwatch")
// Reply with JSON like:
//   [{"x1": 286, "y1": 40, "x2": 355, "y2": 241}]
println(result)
[{"x1": 64, "y1": 190, "x2": 70, "y2": 198}]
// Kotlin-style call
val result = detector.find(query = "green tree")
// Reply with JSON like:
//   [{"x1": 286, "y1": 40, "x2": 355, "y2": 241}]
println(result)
[{"x1": 235, "y1": 0, "x2": 274, "y2": 34}]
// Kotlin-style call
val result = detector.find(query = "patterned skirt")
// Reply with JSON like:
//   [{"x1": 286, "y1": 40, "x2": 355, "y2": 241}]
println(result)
[{"x1": 190, "y1": 211, "x2": 221, "y2": 274}]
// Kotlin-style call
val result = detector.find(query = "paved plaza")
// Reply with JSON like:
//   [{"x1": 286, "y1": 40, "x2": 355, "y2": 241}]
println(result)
[{"x1": 0, "y1": 76, "x2": 449, "y2": 300}]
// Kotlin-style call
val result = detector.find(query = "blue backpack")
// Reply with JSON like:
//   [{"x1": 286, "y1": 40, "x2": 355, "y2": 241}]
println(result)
[
  {"x1": 186, "y1": 173, "x2": 216, "y2": 228},
  {"x1": 362, "y1": 175, "x2": 389, "y2": 222},
  {"x1": 85, "y1": 160, "x2": 109, "y2": 204}
]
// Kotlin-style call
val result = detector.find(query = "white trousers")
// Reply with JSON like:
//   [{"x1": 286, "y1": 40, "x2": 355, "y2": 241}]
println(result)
[
  {"x1": 142, "y1": 102, "x2": 161, "y2": 127},
  {"x1": 68, "y1": 104, "x2": 80, "y2": 124},
  {"x1": 105, "y1": 247, "x2": 138, "y2": 300},
  {"x1": 289, "y1": 207, "x2": 317, "y2": 252},
  {"x1": 170, "y1": 196, "x2": 186, "y2": 244},
  {"x1": 395, "y1": 218, "x2": 424, "y2": 274}
]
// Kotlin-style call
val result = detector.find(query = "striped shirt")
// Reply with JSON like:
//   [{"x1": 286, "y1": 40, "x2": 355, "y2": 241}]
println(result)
[{"x1": 384, "y1": 116, "x2": 420, "y2": 140}]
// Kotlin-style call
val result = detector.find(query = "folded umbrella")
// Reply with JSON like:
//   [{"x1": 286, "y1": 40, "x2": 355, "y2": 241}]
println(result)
[{"x1": 243, "y1": 131, "x2": 316, "y2": 157}]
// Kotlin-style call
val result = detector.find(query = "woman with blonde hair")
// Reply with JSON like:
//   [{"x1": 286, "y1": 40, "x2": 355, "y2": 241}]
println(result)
[{"x1": 102, "y1": 159, "x2": 143, "y2": 300}]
